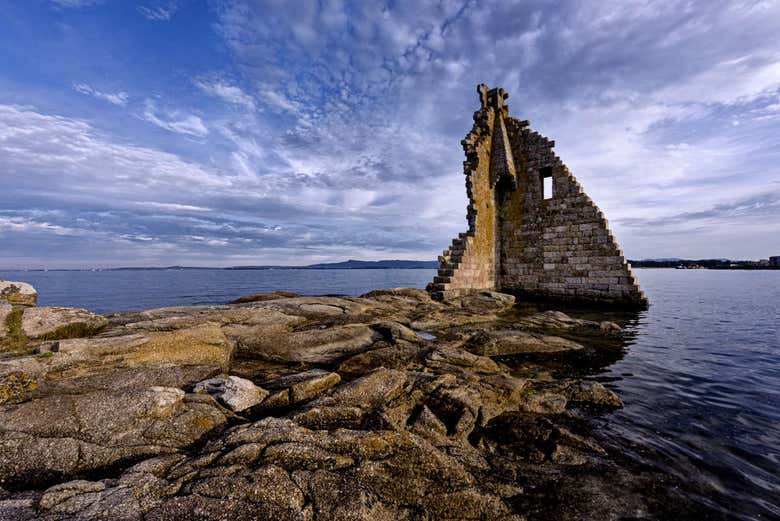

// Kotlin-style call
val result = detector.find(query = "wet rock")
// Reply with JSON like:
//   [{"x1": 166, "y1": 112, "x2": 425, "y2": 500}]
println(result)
[
  {"x1": 405, "y1": 292, "x2": 516, "y2": 331},
  {"x1": 0, "y1": 280, "x2": 36, "y2": 307},
  {"x1": 519, "y1": 310, "x2": 622, "y2": 336},
  {"x1": 193, "y1": 375, "x2": 269, "y2": 412},
  {"x1": 519, "y1": 388, "x2": 569, "y2": 414},
  {"x1": 438, "y1": 291, "x2": 516, "y2": 315},
  {"x1": 21, "y1": 306, "x2": 107, "y2": 339},
  {"x1": 468, "y1": 329, "x2": 585, "y2": 356},
  {"x1": 566, "y1": 381, "x2": 623, "y2": 408}
]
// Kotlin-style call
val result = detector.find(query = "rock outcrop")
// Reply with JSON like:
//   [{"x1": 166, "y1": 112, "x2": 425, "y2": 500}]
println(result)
[
  {"x1": 0, "y1": 288, "x2": 645, "y2": 520},
  {"x1": 0, "y1": 280, "x2": 37, "y2": 307}
]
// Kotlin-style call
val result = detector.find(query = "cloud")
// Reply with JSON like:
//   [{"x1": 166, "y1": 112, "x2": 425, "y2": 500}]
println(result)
[
  {"x1": 50, "y1": 0, "x2": 103, "y2": 7},
  {"x1": 619, "y1": 190, "x2": 780, "y2": 230},
  {"x1": 0, "y1": 216, "x2": 83, "y2": 236},
  {"x1": 656, "y1": 55, "x2": 780, "y2": 105},
  {"x1": 133, "y1": 201, "x2": 212, "y2": 212},
  {"x1": 0, "y1": 104, "x2": 226, "y2": 192},
  {"x1": 140, "y1": 100, "x2": 209, "y2": 137},
  {"x1": 137, "y1": 2, "x2": 179, "y2": 21},
  {"x1": 195, "y1": 79, "x2": 256, "y2": 110},
  {"x1": 6, "y1": 0, "x2": 780, "y2": 266},
  {"x1": 73, "y1": 83, "x2": 129, "y2": 106}
]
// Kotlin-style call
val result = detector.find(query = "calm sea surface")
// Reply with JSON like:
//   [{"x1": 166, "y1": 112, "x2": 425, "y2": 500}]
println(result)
[{"x1": 1, "y1": 268, "x2": 777, "y2": 519}]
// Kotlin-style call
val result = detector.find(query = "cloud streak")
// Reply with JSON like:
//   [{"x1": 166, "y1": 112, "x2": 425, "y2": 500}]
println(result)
[
  {"x1": 137, "y1": 1, "x2": 179, "y2": 21},
  {"x1": 73, "y1": 84, "x2": 129, "y2": 106},
  {"x1": 140, "y1": 100, "x2": 209, "y2": 138}
]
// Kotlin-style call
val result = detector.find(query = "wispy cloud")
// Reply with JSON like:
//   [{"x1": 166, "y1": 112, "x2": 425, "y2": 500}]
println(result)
[
  {"x1": 133, "y1": 201, "x2": 211, "y2": 212},
  {"x1": 195, "y1": 79, "x2": 256, "y2": 110},
  {"x1": 140, "y1": 100, "x2": 208, "y2": 137},
  {"x1": 0, "y1": 104, "x2": 224, "y2": 190},
  {"x1": 50, "y1": 0, "x2": 103, "y2": 7},
  {"x1": 73, "y1": 83, "x2": 128, "y2": 106},
  {"x1": 137, "y1": 1, "x2": 178, "y2": 21}
]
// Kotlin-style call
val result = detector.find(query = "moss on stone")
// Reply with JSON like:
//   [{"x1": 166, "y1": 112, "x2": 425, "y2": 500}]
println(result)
[
  {"x1": 36, "y1": 321, "x2": 106, "y2": 342},
  {"x1": 2, "y1": 306, "x2": 29, "y2": 352}
]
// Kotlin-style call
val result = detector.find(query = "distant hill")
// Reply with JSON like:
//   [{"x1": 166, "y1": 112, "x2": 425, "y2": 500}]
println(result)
[
  {"x1": 222, "y1": 259, "x2": 439, "y2": 270},
  {"x1": 304, "y1": 259, "x2": 438, "y2": 269}
]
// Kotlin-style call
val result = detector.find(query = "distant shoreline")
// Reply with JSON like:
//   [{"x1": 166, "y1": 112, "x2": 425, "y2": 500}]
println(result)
[
  {"x1": 633, "y1": 266, "x2": 780, "y2": 270},
  {"x1": 0, "y1": 267, "x2": 439, "y2": 272},
  {"x1": 2, "y1": 259, "x2": 779, "y2": 272},
  {"x1": 0, "y1": 260, "x2": 439, "y2": 272}
]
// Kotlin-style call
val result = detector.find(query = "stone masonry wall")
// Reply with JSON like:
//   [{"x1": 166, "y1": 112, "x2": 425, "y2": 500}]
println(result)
[
  {"x1": 429, "y1": 84, "x2": 647, "y2": 308},
  {"x1": 430, "y1": 105, "x2": 497, "y2": 297}
]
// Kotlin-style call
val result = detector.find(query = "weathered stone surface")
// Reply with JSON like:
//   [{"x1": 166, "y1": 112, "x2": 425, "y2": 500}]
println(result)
[
  {"x1": 230, "y1": 290, "x2": 300, "y2": 304},
  {"x1": 0, "y1": 280, "x2": 36, "y2": 307},
  {"x1": 259, "y1": 369, "x2": 341, "y2": 410},
  {"x1": 0, "y1": 287, "x2": 639, "y2": 519},
  {"x1": 109, "y1": 304, "x2": 302, "y2": 335},
  {"x1": 258, "y1": 296, "x2": 370, "y2": 319},
  {"x1": 519, "y1": 388, "x2": 569, "y2": 414},
  {"x1": 468, "y1": 329, "x2": 585, "y2": 356},
  {"x1": 337, "y1": 342, "x2": 423, "y2": 377},
  {"x1": 429, "y1": 85, "x2": 647, "y2": 308},
  {"x1": 361, "y1": 287, "x2": 433, "y2": 301},
  {"x1": 0, "y1": 385, "x2": 227, "y2": 488},
  {"x1": 0, "y1": 324, "x2": 233, "y2": 381},
  {"x1": 238, "y1": 324, "x2": 378, "y2": 364},
  {"x1": 313, "y1": 368, "x2": 409, "y2": 410},
  {"x1": 20, "y1": 306, "x2": 107, "y2": 339},
  {"x1": 517, "y1": 310, "x2": 622, "y2": 335},
  {"x1": 193, "y1": 375, "x2": 269, "y2": 412},
  {"x1": 566, "y1": 380, "x2": 623, "y2": 408}
]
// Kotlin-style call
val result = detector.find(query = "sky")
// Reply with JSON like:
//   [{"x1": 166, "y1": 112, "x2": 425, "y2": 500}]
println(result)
[{"x1": 0, "y1": 0, "x2": 779, "y2": 268}]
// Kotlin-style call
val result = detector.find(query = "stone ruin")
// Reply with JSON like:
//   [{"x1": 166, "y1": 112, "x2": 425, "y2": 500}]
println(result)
[{"x1": 428, "y1": 84, "x2": 648, "y2": 308}]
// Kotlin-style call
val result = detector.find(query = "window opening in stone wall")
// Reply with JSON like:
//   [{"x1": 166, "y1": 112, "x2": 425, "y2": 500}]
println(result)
[{"x1": 540, "y1": 167, "x2": 553, "y2": 200}]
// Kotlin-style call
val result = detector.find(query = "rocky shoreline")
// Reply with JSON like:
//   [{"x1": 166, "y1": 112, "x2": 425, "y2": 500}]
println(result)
[{"x1": 1, "y1": 284, "x2": 667, "y2": 520}]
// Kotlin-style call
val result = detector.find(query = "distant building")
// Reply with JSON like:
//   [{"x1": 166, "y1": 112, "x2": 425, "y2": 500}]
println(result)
[{"x1": 770, "y1": 256, "x2": 780, "y2": 267}]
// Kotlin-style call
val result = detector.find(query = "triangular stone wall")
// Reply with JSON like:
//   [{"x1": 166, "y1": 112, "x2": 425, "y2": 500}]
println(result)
[{"x1": 428, "y1": 84, "x2": 648, "y2": 308}]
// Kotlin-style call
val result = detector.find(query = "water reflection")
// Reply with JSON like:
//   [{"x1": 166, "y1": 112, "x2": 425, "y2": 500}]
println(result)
[{"x1": 505, "y1": 271, "x2": 780, "y2": 521}]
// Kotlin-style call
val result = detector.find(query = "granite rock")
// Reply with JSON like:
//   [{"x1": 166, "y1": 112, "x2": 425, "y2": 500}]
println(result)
[{"x1": 0, "y1": 280, "x2": 37, "y2": 307}]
